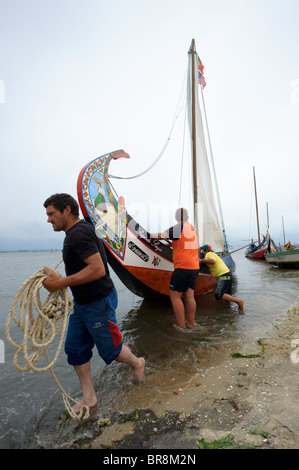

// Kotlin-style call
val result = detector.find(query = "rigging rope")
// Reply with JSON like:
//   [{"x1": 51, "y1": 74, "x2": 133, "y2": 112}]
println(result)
[
  {"x1": 108, "y1": 69, "x2": 188, "y2": 181},
  {"x1": 178, "y1": 92, "x2": 188, "y2": 206},
  {"x1": 5, "y1": 261, "x2": 89, "y2": 420}
]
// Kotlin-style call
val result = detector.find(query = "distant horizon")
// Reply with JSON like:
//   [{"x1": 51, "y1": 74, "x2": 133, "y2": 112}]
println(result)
[
  {"x1": 0, "y1": 238, "x2": 63, "y2": 253},
  {"x1": 0, "y1": 248, "x2": 62, "y2": 253}
]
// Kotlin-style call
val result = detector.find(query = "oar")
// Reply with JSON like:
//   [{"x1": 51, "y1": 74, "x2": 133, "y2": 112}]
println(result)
[{"x1": 228, "y1": 242, "x2": 258, "y2": 255}]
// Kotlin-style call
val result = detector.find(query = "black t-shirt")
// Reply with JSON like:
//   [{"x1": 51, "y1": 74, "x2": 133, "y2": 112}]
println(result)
[{"x1": 62, "y1": 220, "x2": 114, "y2": 304}]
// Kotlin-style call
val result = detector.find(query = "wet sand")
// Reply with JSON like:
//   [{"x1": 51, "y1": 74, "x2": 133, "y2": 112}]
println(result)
[{"x1": 54, "y1": 303, "x2": 299, "y2": 450}]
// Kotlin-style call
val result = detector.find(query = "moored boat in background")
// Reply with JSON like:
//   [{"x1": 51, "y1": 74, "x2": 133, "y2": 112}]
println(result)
[
  {"x1": 265, "y1": 248, "x2": 299, "y2": 269},
  {"x1": 245, "y1": 231, "x2": 273, "y2": 260},
  {"x1": 245, "y1": 167, "x2": 276, "y2": 260}
]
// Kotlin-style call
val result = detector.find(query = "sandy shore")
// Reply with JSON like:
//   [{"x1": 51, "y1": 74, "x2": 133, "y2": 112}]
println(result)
[{"x1": 55, "y1": 303, "x2": 299, "y2": 450}]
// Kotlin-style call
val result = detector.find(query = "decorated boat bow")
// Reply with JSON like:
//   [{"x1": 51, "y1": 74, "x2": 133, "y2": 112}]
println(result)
[{"x1": 78, "y1": 149, "x2": 129, "y2": 261}]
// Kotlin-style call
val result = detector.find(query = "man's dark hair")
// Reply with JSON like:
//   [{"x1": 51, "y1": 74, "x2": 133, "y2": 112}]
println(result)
[{"x1": 43, "y1": 193, "x2": 80, "y2": 217}]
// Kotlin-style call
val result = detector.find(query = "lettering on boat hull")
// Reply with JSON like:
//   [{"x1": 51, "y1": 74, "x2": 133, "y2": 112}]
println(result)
[{"x1": 128, "y1": 241, "x2": 149, "y2": 262}]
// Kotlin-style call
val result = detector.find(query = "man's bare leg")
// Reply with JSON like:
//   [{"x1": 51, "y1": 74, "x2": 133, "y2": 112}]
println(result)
[
  {"x1": 169, "y1": 290, "x2": 186, "y2": 328},
  {"x1": 116, "y1": 344, "x2": 145, "y2": 382},
  {"x1": 221, "y1": 293, "x2": 244, "y2": 309},
  {"x1": 69, "y1": 347, "x2": 145, "y2": 416},
  {"x1": 184, "y1": 288, "x2": 196, "y2": 328},
  {"x1": 72, "y1": 361, "x2": 98, "y2": 414}
]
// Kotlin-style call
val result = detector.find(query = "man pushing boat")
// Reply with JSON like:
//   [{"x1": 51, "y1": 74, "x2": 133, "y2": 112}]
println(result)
[
  {"x1": 200, "y1": 245, "x2": 244, "y2": 310},
  {"x1": 150, "y1": 208, "x2": 199, "y2": 330}
]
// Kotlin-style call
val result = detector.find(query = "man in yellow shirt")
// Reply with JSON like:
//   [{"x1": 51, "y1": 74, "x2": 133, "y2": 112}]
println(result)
[{"x1": 200, "y1": 245, "x2": 244, "y2": 310}]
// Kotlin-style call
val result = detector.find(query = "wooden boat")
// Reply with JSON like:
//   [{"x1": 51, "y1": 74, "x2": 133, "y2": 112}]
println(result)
[
  {"x1": 77, "y1": 40, "x2": 235, "y2": 298},
  {"x1": 245, "y1": 168, "x2": 276, "y2": 260},
  {"x1": 245, "y1": 232, "x2": 271, "y2": 260},
  {"x1": 265, "y1": 248, "x2": 299, "y2": 269}
]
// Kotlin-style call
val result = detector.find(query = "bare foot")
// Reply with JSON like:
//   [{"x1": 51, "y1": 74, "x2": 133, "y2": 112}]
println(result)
[
  {"x1": 71, "y1": 397, "x2": 98, "y2": 416},
  {"x1": 131, "y1": 357, "x2": 145, "y2": 383},
  {"x1": 238, "y1": 300, "x2": 244, "y2": 310},
  {"x1": 60, "y1": 397, "x2": 98, "y2": 420},
  {"x1": 174, "y1": 324, "x2": 186, "y2": 332}
]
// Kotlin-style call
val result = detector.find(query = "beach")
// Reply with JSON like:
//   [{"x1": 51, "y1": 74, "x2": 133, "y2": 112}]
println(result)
[{"x1": 51, "y1": 303, "x2": 299, "y2": 450}]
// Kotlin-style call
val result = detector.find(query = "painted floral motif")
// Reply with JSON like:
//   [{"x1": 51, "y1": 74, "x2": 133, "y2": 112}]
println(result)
[{"x1": 152, "y1": 256, "x2": 161, "y2": 267}]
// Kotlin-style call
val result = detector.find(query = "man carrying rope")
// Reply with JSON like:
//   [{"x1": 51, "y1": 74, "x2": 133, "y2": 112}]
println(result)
[{"x1": 43, "y1": 193, "x2": 145, "y2": 416}]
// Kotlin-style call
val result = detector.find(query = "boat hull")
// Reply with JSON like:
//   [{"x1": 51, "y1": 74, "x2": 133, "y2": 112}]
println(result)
[
  {"x1": 104, "y1": 213, "x2": 217, "y2": 298},
  {"x1": 246, "y1": 247, "x2": 268, "y2": 259},
  {"x1": 77, "y1": 150, "x2": 234, "y2": 298},
  {"x1": 245, "y1": 232, "x2": 276, "y2": 260},
  {"x1": 265, "y1": 249, "x2": 299, "y2": 269},
  {"x1": 105, "y1": 244, "x2": 216, "y2": 298}
]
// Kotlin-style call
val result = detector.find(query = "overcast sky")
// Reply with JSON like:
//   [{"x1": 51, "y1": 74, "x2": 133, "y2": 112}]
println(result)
[{"x1": 0, "y1": 0, "x2": 298, "y2": 251}]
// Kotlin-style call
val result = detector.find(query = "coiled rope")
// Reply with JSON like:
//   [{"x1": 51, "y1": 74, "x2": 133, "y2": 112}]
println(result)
[{"x1": 5, "y1": 261, "x2": 89, "y2": 420}]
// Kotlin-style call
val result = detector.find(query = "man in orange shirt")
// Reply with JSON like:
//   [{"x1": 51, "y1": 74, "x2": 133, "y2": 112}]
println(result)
[{"x1": 150, "y1": 208, "x2": 199, "y2": 329}]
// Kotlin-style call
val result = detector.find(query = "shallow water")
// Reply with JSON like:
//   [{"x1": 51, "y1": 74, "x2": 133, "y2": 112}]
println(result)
[{"x1": 0, "y1": 249, "x2": 298, "y2": 448}]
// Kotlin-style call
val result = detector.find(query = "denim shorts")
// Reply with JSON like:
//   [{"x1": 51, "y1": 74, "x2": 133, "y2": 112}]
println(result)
[
  {"x1": 65, "y1": 288, "x2": 123, "y2": 366},
  {"x1": 214, "y1": 272, "x2": 232, "y2": 300}
]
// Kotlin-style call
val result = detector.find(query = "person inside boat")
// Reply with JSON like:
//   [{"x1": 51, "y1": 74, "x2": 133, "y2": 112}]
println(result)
[
  {"x1": 42, "y1": 193, "x2": 145, "y2": 417},
  {"x1": 150, "y1": 207, "x2": 199, "y2": 330},
  {"x1": 200, "y1": 245, "x2": 244, "y2": 310}
]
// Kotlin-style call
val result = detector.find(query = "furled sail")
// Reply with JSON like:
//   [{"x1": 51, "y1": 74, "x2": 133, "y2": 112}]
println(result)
[{"x1": 187, "y1": 48, "x2": 224, "y2": 253}]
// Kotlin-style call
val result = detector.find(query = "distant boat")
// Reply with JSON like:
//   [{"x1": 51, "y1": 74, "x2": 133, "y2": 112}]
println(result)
[
  {"x1": 265, "y1": 248, "x2": 299, "y2": 269},
  {"x1": 77, "y1": 39, "x2": 235, "y2": 298},
  {"x1": 245, "y1": 167, "x2": 276, "y2": 260},
  {"x1": 245, "y1": 231, "x2": 272, "y2": 260},
  {"x1": 266, "y1": 216, "x2": 299, "y2": 268}
]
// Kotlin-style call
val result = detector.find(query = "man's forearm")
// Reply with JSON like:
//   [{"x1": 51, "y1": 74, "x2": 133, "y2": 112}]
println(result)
[
  {"x1": 200, "y1": 259, "x2": 215, "y2": 265},
  {"x1": 150, "y1": 231, "x2": 169, "y2": 240},
  {"x1": 60, "y1": 264, "x2": 105, "y2": 288},
  {"x1": 43, "y1": 253, "x2": 106, "y2": 292}
]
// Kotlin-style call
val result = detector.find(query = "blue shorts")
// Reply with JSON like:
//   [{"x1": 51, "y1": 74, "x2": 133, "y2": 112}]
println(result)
[{"x1": 65, "y1": 288, "x2": 123, "y2": 366}]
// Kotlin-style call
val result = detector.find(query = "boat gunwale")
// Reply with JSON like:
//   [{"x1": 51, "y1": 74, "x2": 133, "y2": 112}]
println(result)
[{"x1": 265, "y1": 248, "x2": 299, "y2": 259}]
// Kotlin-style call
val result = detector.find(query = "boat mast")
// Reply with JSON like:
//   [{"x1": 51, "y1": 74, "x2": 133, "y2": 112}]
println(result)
[
  {"x1": 282, "y1": 215, "x2": 286, "y2": 245},
  {"x1": 190, "y1": 39, "x2": 199, "y2": 243},
  {"x1": 253, "y1": 166, "x2": 261, "y2": 244}
]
